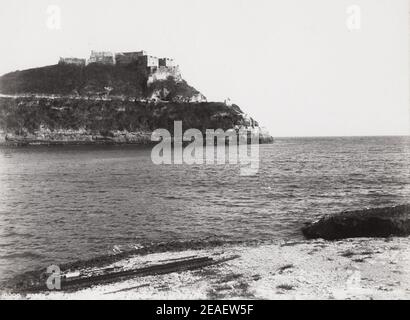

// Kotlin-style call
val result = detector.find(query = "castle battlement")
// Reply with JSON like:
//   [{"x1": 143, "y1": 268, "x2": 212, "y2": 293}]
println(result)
[
  {"x1": 115, "y1": 51, "x2": 146, "y2": 65},
  {"x1": 88, "y1": 51, "x2": 115, "y2": 65},
  {"x1": 59, "y1": 50, "x2": 177, "y2": 69},
  {"x1": 159, "y1": 58, "x2": 175, "y2": 67},
  {"x1": 59, "y1": 57, "x2": 86, "y2": 66},
  {"x1": 59, "y1": 50, "x2": 182, "y2": 86}
]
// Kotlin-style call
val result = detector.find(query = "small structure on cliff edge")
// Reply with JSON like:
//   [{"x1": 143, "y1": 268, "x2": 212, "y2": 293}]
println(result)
[
  {"x1": 88, "y1": 51, "x2": 115, "y2": 65},
  {"x1": 159, "y1": 58, "x2": 175, "y2": 67},
  {"x1": 59, "y1": 57, "x2": 86, "y2": 66},
  {"x1": 115, "y1": 51, "x2": 147, "y2": 65},
  {"x1": 83, "y1": 50, "x2": 175, "y2": 70}
]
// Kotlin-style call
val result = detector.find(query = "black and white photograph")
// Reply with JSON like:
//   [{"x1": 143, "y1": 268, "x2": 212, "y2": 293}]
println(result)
[{"x1": 0, "y1": 0, "x2": 409, "y2": 305}]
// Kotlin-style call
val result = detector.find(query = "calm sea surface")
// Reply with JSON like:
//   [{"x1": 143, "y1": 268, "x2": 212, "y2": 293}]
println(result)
[{"x1": 0, "y1": 136, "x2": 410, "y2": 283}]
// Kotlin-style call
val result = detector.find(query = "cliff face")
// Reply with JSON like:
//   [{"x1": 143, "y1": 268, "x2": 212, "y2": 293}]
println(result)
[
  {"x1": 0, "y1": 97, "x2": 273, "y2": 145},
  {"x1": 0, "y1": 59, "x2": 273, "y2": 145},
  {"x1": 0, "y1": 63, "x2": 204, "y2": 103}
]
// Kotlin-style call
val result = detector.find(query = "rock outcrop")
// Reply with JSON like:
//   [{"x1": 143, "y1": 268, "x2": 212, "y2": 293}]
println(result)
[
  {"x1": 302, "y1": 204, "x2": 410, "y2": 240},
  {"x1": 0, "y1": 63, "x2": 201, "y2": 103},
  {"x1": 0, "y1": 97, "x2": 273, "y2": 145},
  {"x1": 0, "y1": 53, "x2": 273, "y2": 145}
]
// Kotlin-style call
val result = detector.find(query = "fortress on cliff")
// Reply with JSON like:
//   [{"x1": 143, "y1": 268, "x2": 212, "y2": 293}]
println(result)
[{"x1": 59, "y1": 50, "x2": 182, "y2": 85}]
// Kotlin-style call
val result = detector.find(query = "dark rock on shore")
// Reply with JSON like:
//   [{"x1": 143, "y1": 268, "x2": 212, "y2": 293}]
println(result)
[{"x1": 302, "y1": 204, "x2": 410, "y2": 240}]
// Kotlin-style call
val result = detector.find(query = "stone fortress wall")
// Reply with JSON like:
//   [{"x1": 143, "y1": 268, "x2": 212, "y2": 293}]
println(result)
[
  {"x1": 59, "y1": 50, "x2": 183, "y2": 87},
  {"x1": 60, "y1": 50, "x2": 176, "y2": 69},
  {"x1": 87, "y1": 51, "x2": 115, "y2": 65},
  {"x1": 59, "y1": 57, "x2": 86, "y2": 66},
  {"x1": 147, "y1": 66, "x2": 182, "y2": 84}
]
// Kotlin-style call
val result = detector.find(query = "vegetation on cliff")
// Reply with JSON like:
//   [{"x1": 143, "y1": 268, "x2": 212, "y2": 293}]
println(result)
[
  {"x1": 0, "y1": 61, "x2": 273, "y2": 144},
  {"x1": 147, "y1": 77, "x2": 202, "y2": 102},
  {"x1": 0, "y1": 63, "x2": 200, "y2": 100},
  {"x1": 0, "y1": 97, "x2": 244, "y2": 136}
]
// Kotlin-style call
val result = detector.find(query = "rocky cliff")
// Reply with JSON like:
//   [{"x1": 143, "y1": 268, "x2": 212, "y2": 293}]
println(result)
[
  {"x1": 0, "y1": 63, "x2": 203, "y2": 102},
  {"x1": 0, "y1": 96, "x2": 273, "y2": 145},
  {"x1": 0, "y1": 60, "x2": 273, "y2": 145}
]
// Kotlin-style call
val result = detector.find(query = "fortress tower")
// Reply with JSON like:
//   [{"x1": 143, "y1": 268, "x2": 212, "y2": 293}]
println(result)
[
  {"x1": 87, "y1": 51, "x2": 115, "y2": 65},
  {"x1": 59, "y1": 57, "x2": 86, "y2": 66}
]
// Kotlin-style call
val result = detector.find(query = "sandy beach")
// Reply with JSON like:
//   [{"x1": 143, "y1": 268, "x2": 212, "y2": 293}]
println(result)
[{"x1": 2, "y1": 237, "x2": 410, "y2": 300}]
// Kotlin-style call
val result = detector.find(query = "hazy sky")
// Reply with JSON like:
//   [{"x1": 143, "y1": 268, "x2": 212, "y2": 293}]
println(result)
[{"x1": 0, "y1": 0, "x2": 408, "y2": 136}]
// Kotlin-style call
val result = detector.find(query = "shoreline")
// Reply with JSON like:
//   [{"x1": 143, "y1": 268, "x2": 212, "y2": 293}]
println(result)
[
  {"x1": 3, "y1": 237, "x2": 410, "y2": 300},
  {"x1": 0, "y1": 135, "x2": 274, "y2": 147}
]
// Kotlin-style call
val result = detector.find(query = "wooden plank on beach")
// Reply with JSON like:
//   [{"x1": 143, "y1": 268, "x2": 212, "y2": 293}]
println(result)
[{"x1": 35, "y1": 254, "x2": 240, "y2": 292}]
